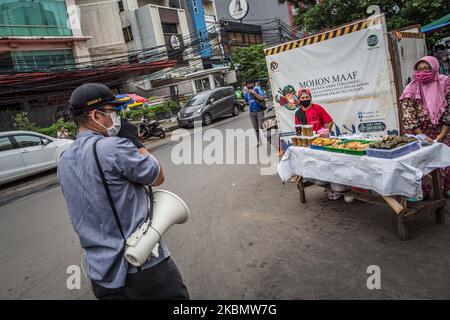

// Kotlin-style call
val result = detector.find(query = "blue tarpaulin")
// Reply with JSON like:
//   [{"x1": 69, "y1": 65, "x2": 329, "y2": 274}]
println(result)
[{"x1": 421, "y1": 13, "x2": 450, "y2": 33}]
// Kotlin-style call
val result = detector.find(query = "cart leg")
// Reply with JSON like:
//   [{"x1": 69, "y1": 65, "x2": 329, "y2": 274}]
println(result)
[
  {"x1": 431, "y1": 169, "x2": 445, "y2": 224},
  {"x1": 297, "y1": 177, "x2": 306, "y2": 204},
  {"x1": 397, "y1": 214, "x2": 409, "y2": 240},
  {"x1": 435, "y1": 208, "x2": 446, "y2": 224}
]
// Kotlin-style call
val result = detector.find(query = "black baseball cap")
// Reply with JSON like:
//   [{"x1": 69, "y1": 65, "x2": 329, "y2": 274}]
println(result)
[{"x1": 69, "y1": 83, "x2": 125, "y2": 118}]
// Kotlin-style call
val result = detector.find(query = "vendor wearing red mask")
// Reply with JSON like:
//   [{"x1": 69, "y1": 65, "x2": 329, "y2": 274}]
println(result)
[{"x1": 294, "y1": 88, "x2": 333, "y2": 132}]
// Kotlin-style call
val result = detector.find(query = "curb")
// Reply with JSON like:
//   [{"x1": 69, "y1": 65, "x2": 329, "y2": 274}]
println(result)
[{"x1": 0, "y1": 172, "x2": 59, "y2": 207}]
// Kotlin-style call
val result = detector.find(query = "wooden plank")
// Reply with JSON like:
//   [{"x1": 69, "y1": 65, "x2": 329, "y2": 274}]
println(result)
[
  {"x1": 297, "y1": 177, "x2": 306, "y2": 204},
  {"x1": 382, "y1": 196, "x2": 405, "y2": 214},
  {"x1": 397, "y1": 214, "x2": 409, "y2": 240},
  {"x1": 431, "y1": 169, "x2": 446, "y2": 224},
  {"x1": 345, "y1": 190, "x2": 389, "y2": 207},
  {"x1": 431, "y1": 169, "x2": 443, "y2": 200}
]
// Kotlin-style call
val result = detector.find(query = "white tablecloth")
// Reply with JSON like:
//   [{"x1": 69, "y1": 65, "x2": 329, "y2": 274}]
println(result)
[{"x1": 277, "y1": 143, "x2": 450, "y2": 198}]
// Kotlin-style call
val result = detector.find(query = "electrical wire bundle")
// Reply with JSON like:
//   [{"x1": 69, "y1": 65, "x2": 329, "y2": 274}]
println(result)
[{"x1": 0, "y1": 19, "x2": 304, "y2": 105}]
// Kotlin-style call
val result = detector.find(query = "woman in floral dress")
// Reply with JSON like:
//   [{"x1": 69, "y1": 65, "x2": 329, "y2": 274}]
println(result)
[{"x1": 400, "y1": 56, "x2": 450, "y2": 197}]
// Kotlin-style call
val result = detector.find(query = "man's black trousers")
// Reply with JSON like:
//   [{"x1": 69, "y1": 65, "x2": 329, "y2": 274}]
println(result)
[{"x1": 91, "y1": 257, "x2": 190, "y2": 300}]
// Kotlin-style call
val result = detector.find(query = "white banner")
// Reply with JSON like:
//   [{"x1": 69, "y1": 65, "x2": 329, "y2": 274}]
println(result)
[
  {"x1": 265, "y1": 15, "x2": 400, "y2": 151},
  {"x1": 393, "y1": 29, "x2": 427, "y2": 92}
]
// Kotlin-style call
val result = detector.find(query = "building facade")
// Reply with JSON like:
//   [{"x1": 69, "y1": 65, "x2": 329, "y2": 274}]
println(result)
[
  {"x1": 0, "y1": 0, "x2": 90, "y2": 129},
  {"x1": 215, "y1": 0, "x2": 293, "y2": 47},
  {"x1": 75, "y1": 0, "x2": 221, "y2": 92},
  {"x1": 0, "y1": 0, "x2": 90, "y2": 72}
]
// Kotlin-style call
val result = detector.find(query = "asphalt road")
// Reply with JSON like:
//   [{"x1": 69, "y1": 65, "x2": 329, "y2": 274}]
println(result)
[{"x1": 1, "y1": 112, "x2": 450, "y2": 299}]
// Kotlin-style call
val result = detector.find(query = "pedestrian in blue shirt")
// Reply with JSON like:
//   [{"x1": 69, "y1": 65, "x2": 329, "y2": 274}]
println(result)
[
  {"x1": 244, "y1": 80, "x2": 265, "y2": 146},
  {"x1": 58, "y1": 83, "x2": 189, "y2": 300}
]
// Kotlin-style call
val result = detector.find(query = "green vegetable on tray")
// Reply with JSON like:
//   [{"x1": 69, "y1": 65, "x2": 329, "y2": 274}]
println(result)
[{"x1": 368, "y1": 135, "x2": 417, "y2": 150}]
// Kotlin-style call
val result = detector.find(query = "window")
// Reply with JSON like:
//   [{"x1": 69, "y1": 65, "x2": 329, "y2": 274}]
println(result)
[
  {"x1": 199, "y1": 30, "x2": 205, "y2": 49},
  {"x1": 192, "y1": 0, "x2": 198, "y2": 14},
  {"x1": 195, "y1": 78, "x2": 210, "y2": 93},
  {"x1": 122, "y1": 26, "x2": 134, "y2": 43},
  {"x1": 169, "y1": 0, "x2": 182, "y2": 9},
  {"x1": 14, "y1": 135, "x2": 43, "y2": 148},
  {"x1": 118, "y1": 0, "x2": 124, "y2": 12},
  {"x1": 249, "y1": 34, "x2": 256, "y2": 44},
  {"x1": 243, "y1": 33, "x2": 250, "y2": 44},
  {"x1": 0, "y1": 0, "x2": 72, "y2": 37},
  {"x1": 162, "y1": 23, "x2": 177, "y2": 34},
  {"x1": 0, "y1": 137, "x2": 14, "y2": 152},
  {"x1": 211, "y1": 91, "x2": 221, "y2": 100},
  {"x1": 11, "y1": 50, "x2": 75, "y2": 72}
]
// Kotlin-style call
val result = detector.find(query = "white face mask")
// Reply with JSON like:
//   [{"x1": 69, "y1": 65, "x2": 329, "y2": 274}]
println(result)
[{"x1": 92, "y1": 110, "x2": 121, "y2": 137}]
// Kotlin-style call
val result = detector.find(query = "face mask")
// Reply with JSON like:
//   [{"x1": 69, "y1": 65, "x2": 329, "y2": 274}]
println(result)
[
  {"x1": 300, "y1": 99, "x2": 311, "y2": 108},
  {"x1": 414, "y1": 71, "x2": 434, "y2": 83},
  {"x1": 92, "y1": 110, "x2": 121, "y2": 137}
]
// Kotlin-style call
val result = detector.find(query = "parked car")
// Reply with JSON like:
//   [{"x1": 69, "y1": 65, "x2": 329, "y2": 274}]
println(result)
[
  {"x1": 177, "y1": 87, "x2": 240, "y2": 127},
  {"x1": 0, "y1": 131, "x2": 74, "y2": 185}
]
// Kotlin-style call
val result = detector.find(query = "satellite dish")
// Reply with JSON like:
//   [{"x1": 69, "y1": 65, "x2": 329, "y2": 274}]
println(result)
[{"x1": 229, "y1": 0, "x2": 249, "y2": 20}]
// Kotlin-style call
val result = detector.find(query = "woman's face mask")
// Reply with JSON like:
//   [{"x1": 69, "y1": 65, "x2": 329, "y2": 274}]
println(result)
[
  {"x1": 414, "y1": 70, "x2": 434, "y2": 84},
  {"x1": 92, "y1": 110, "x2": 121, "y2": 136}
]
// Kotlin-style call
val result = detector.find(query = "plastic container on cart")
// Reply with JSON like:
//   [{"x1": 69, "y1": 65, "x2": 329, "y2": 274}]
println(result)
[
  {"x1": 314, "y1": 179, "x2": 329, "y2": 186},
  {"x1": 366, "y1": 140, "x2": 420, "y2": 159},
  {"x1": 330, "y1": 182, "x2": 351, "y2": 192},
  {"x1": 302, "y1": 125, "x2": 314, "y2": 137},
  {"x1": 317, "y1": 128, "x2": 330, "y2": 138}
]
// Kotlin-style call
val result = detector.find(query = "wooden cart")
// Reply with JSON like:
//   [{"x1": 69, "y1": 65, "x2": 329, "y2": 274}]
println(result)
[{"x1": 294, "y1": 169, "x2": 447, "y2": 240}]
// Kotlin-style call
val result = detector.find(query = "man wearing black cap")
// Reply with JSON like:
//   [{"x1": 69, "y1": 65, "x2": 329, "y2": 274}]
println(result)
[{"x1": 58, "y1": 83, "x2": 189, "y2": 300}]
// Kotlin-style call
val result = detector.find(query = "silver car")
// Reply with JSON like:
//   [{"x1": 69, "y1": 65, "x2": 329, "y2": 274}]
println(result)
[
  {"x1": 0, "y1": 131, "x2": 74, "y2": 185},
  {"x1": 177, "y1": 87, "x2": 240, "y2": 127}
]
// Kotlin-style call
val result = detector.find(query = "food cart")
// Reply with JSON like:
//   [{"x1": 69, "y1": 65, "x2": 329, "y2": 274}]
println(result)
[
  {"x1": 278, "y1": 137, "x2": 450, "y2": 240},
  {"x1": 263, "y1": 11, "x2": 448, "y2": 240}
]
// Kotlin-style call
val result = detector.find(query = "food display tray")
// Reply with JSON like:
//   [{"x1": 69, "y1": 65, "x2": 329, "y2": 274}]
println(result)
[
  {"x1": 323, "y1": 140, "x2": 372, "y2": 156},
  {"x1": 309, "y1": 144, "x2": 326, "y2": 151},
  {"x1": 366, "y1": 140, "x2": 420, "y2": 159}
]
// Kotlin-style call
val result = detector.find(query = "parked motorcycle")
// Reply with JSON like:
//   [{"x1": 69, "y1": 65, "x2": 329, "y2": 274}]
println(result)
[
  {"x1": 236, "y1": 100, "x2": 246, "y2": 112},
  {"x1": 260, "y1": 104, "x2": 277, "y2": 144},
  {"x1": 139, "y1": 116, "x2": 166, "y2": 140}
]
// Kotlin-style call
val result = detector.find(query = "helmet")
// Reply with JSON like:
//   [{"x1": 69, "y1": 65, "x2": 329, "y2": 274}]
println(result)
[{"x1": 282, "y1": 85, "x2": 296, "y2": 95}]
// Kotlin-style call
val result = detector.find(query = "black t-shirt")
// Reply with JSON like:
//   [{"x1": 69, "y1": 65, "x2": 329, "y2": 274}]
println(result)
[{"x1": 117, "y1": 118, "x2": 144, "y2": 149}]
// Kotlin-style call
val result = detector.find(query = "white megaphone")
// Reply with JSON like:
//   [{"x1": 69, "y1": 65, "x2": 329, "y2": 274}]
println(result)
[{"x1": 125, "y1": 190, "x2": 189, "y2": 267}]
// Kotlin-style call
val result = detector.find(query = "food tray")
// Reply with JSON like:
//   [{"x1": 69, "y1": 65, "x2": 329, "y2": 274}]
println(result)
[
  {"x1": 366, "y1": 140, "x2": 420, "y2": 159},
  {"x1": 324, "y1": 140, "x2": 372, "y2": 156},
  {"x1": 309, "y1": 144, "x2": 326, "y2": 151}
]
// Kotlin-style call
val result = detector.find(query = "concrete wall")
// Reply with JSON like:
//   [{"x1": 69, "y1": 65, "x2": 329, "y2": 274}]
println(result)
[
  {"x1": 144, "y1": 79, "x2": 194, "y2": 97},
  {"x1": 75, "y1": 0, "x2": 128, "y2": 57},
  {"x1": 177, "y1": 9, "x2": 191, "y2": 44},
  {"x1": 135, "y1": 6, "x2": 159, "y2": 49},
  {"x1": 215, "y1": 0, "x2": 290, "y2": 25}
]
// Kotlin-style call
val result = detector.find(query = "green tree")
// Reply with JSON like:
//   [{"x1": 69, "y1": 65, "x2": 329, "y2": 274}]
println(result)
[
  {"x1": 13, "y1": 112, "x2": 37, "y2": 131},
  {"x1": 231, "y1": 44, "x2": 268, "y2": 84},
  {"x1": 278, "y1": 0, "x2": 450, "y2": 48}
]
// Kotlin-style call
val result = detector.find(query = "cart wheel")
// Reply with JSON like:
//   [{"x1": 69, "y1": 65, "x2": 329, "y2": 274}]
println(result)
[
  {"x1": 397, "y1": 216, "x2": 409, "y2": 240},
  {"x1": 435, "y1": 208, "x2": 446, "y2": 225}
]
